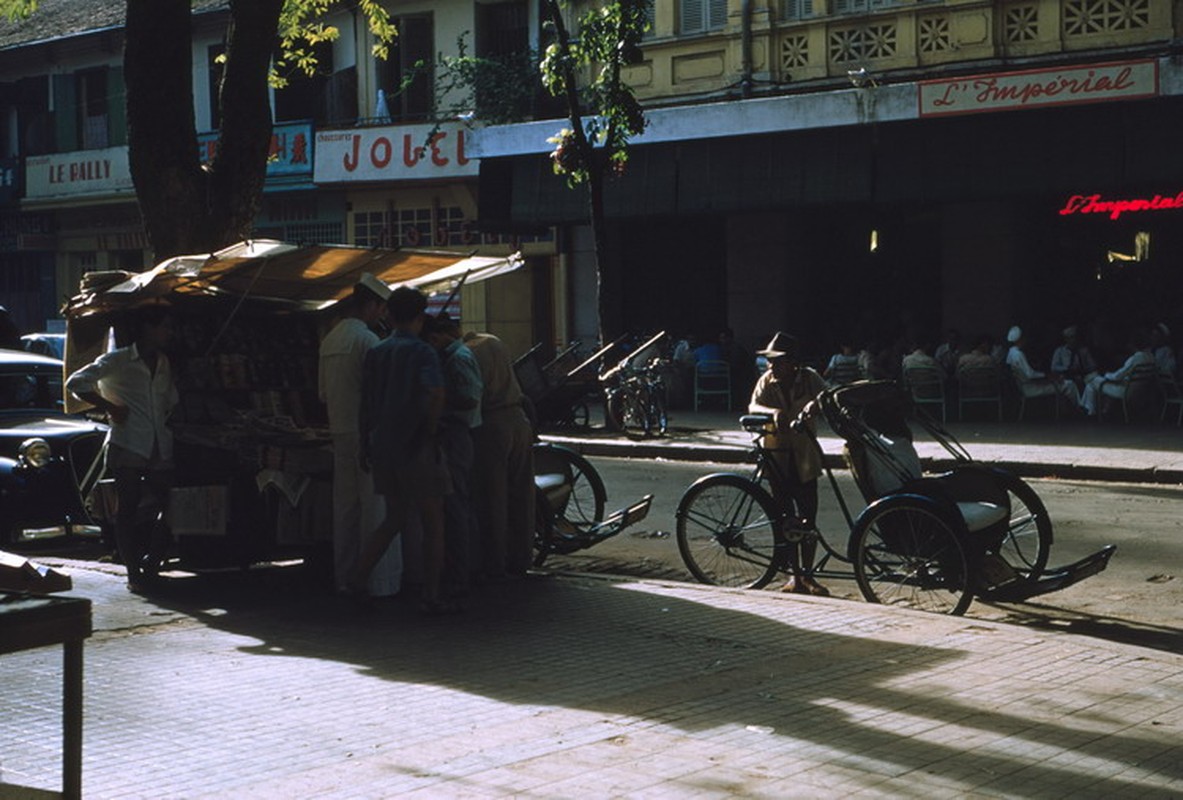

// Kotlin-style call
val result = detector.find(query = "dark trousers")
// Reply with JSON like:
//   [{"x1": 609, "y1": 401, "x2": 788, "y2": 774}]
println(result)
[{"x1": 439, "y1": 422, "x2": 475, "y2": 592}]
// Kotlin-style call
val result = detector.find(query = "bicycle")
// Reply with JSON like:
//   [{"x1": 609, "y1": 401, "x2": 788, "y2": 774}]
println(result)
[
  {"x1": 603, "y1": 356, "x2": 669, "y2": 438},
  {"x1": 675, "y1": 381, "x2": 1114, "y2": 615}
]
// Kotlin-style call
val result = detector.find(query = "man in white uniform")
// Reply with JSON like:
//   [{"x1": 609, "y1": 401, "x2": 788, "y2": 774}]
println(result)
[
  {"x1": 1005, "y1": 325, "x2": 1081, "y2": 410},
  {"x1": 319, "y1": 274, "x2": 402, "y2": 596}
]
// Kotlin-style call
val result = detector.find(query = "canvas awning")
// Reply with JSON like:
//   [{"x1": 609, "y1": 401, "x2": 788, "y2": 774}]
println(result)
[{"x1": 63, "y1": 240, "x2": 523, "y2": 318}]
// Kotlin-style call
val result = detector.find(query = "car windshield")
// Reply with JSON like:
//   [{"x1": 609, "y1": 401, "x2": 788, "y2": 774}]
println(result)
[{"x1": 0, "y1": 365, "x2": 64, "y2": 411}]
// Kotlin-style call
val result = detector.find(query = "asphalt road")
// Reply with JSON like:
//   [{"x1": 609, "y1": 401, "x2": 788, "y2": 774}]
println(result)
[{"x1": 541, "y1": 456, "x2": 1183, "y2": 655}]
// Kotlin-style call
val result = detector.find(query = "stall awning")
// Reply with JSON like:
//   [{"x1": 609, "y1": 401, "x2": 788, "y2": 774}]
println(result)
[{"x1": 63, "y1": 240, "x2": 523, "y2": 318}]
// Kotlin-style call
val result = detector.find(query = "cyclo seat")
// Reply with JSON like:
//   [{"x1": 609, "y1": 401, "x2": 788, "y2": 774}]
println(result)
[{"x1": 846, "y1": 434, "x2": 1008, "y2": 534}]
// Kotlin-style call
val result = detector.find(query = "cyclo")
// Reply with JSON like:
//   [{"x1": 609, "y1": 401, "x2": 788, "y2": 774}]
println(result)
[{"x1": 675, "y1": 380, "x2": 1116, "y2": 615}]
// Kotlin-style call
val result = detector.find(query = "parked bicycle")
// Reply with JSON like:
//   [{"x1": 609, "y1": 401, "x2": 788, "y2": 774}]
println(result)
[
  {"x1": 601, "y1": 331, "x2": 669, "y2": 438},
  {"x1": 675, "y1": 381, "x2": 1115, "y2": 615}
]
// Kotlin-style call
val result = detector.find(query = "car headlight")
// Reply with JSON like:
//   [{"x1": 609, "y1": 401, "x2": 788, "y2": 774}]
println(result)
[{"x1": 18, "y1": 438, "x2": 53, "y2": 469}]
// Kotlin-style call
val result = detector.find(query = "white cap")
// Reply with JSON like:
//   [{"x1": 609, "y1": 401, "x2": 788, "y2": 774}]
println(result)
[
  {"x1": 357, "y1": 272, "x2": 392, "y2": 301},
  {"x1": 1007, "y1": 325, "x2": 1022, "y2": 343}
]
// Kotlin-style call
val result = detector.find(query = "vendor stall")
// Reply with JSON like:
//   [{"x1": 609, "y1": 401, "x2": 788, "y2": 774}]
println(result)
[{"x1": 63, "y1": 240, "x2": 521, "y2": 571}]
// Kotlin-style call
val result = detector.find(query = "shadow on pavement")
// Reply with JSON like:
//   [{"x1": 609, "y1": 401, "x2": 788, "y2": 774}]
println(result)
[{"x1": 123, "y1": 564, "x2": 1180, "y2": 796}]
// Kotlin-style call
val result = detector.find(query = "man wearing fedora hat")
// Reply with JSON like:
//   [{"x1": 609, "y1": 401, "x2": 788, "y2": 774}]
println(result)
[
  {"x1": 749, "y1": 332, "x2": 829, "y2": 596},
  {"x1": 319, "y1": 273, "x2": 402, "y2": 598}
]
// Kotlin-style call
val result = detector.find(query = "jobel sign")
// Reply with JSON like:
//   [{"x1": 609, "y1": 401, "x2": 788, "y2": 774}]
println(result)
[
  {"x1": 920, "y1": 60, "x2": 1158, "y2": 117},
  {"x1": 314, "y1": 122, "x2": 476, "y2": 183}
]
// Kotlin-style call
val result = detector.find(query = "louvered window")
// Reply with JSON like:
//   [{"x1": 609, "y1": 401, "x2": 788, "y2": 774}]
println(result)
[
  {"x1": 832, "y1": 0, "x2": 899, "y2": 12},
  {"x1": 783, "y1": 0, "x2": 814, "y2": 19},
  {"x1": 680, "y1": 0, "x2": 727, "y2": 34}
]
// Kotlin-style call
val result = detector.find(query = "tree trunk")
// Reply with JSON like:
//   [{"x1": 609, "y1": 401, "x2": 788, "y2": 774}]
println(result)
[
  {"x1": 543, "y1": 0, "x2": 621, "y2": 342},
  {"x1": 124, "y1": 0, "x2": 282, "y2": 260}
]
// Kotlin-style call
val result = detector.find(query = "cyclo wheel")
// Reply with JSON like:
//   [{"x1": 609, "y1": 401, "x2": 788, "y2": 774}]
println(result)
[
  {"x1": 991, "y1": 472, "x2": 1052, "y2": 584},
  {"x1": 532, "y1": 443, "x2": 607, "y2": 529},
  {"x1": 850, "y1": 496, "x2": 974, "y2": 616},
  {"x1": 676, "y1": 474, "x2": 780, "y2": 589}
]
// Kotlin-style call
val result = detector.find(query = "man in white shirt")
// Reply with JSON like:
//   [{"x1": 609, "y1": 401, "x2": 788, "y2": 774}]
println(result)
[
  {"x1": 1080, "y1": 330, "x2": 1157, "y2": 417},
  {"x1": 1005, "y1": 326, "x2": 1081, "y2": 410},
  {"x1": 318, "y1": 273, "x2": 401, "y2": 597},
  {"x1": 67, "y1": 305, "x2": 178, "y2": 592},
  {"x1": 1050, "y1": 326, "x2": 1098, "y2": 392}
]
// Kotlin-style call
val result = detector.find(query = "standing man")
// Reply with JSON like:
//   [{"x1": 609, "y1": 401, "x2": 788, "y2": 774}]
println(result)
[
  {"x1": 67, "y1": 305, "x2": 178, "y2": 592},
  {"x1": 318, "y1": 273, "x2": 401, "y2": 597},
  {"x1": 422, "y1": 314, "x2": 482, "y2": 597},
  {"x1": 351, "y1": 287, "x2": 454, "y2": 614},
  {"x1": 748, "y1": 332, "x2": 828, "y2": 596},
  {"x1": 463, "y1": 330, "x2": 535, "y2": 579}
]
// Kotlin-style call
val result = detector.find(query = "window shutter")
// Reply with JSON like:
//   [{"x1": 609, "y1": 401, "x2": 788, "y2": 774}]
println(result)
[
  {"x1": 52, "y1": 73, "x2": 77, "y2": 152},
  {"x1": 708, "y1": 0, "x2": 727, "y2": 30},
  {"x1": 107, "y1": 66, "x2": 127, "y2": 146},
  {"x1": 681, "y1": 0, "x2": 704, "y2": 33}
]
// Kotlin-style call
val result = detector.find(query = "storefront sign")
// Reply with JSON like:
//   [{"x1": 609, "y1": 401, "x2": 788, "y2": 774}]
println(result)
[
  {"x1": 1059, "y1": 191, "x2": 1183, "y2": 221},
  {"x1": 24, "y1": 147, "x2": 135, "y2": 200},
  {"x1": 919, "y1": 60, "x2": 1158, "y2": 117},
  {"x1": 198, "y1": 121, "x2": 314, "y2": 178},
  {"x1": 313, "y1": 123, "x2": 476, "y2": 183}
]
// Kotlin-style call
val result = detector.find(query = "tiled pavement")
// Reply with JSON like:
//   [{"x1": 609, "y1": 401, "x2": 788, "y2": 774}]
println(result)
[
  {"x1": 3, "y1": 560, "x2": 1182, "y2": 799},
  {"x1": 4, "y1": 411, "x2": 1182, "y2": 798}
]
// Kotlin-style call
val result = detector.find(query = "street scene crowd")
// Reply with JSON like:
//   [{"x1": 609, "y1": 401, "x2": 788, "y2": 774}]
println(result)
[{"x1": 63, "y1": 278, "x2": 535, "y2": 615}]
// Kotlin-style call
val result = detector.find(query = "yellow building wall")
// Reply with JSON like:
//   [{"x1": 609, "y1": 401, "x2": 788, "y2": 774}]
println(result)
[{"x1": 627, "y1": 0, "x2": 1178, "y2": 103}]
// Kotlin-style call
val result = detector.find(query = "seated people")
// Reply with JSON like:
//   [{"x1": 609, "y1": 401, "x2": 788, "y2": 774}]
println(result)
[
  {"x1": 934, "y1": 328, "x2": 962, "y2": 377},
  {"x1": 1151, "y1": 323, "x2": 1176, "y2": 378},
  {"x1": 1050, "y1": 325, "x2": 1099, "y2": 392},
  {"x1": 823, "y1": 342, "x2": 862, "y2": 385},
  {"x1": 1006, "y1": 326, "x2": 1081, "y2": 409},
  {"x1": 902, "y1": 341, "x2": 940, "y2": 372},
  {"x1": 956, "y1": 335, "x2": 999, "y2": 373},
  {"x1": 1080, "y1": 330, "x2": 1157, "y2": 417}
]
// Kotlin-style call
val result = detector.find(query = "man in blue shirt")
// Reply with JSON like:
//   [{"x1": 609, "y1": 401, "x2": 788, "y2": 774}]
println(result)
[
  {"x1": 423, "y1": 314, "x2": 483, "y2": 597},
  {"x1": 351, "y1": 287, "x2": 454, "y2": 613}
]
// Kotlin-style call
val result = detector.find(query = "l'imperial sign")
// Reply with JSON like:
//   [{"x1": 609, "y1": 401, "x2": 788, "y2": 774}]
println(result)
[{"x1": 1059, "y1": 192, "x2": 1183, "y2": 221}]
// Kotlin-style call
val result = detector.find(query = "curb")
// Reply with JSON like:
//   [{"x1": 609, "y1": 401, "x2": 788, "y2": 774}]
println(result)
[{"x1": 542, "y1": 433, "x2": 1183, "y2": 485}]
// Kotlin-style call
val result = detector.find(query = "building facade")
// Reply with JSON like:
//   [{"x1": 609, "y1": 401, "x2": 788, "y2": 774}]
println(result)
[
  {"x1": 3, "y1": 0, "x2": 1180, "y2": 369},
  {"x1": 472, "y1": 0, "x2": 1183, "y2": 366}
]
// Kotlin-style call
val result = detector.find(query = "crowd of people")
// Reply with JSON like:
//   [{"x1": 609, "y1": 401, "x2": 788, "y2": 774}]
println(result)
[
  {"x1": 813, "y1": 321, "x2": 1178, "y2": 421},
  {"x1": 65, "y1": 278, "x2": 535, "y2": 613},
  {"x1": 327, "y1": 281, "x2": 534, "y2": 615}
]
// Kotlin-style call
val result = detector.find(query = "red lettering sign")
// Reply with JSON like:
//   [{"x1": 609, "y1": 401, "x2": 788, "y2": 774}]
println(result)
[{"x1": 1058, "y1": 192, "x2": 1183, "y2": 220}]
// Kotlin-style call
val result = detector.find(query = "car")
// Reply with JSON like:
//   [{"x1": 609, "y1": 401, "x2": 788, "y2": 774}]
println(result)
[
  {"x1": 21, "y1": 332, "x2": 67, "y2": 360},
  {"x1": 0, "y1": 348, "x2": 109, "y2": 546}
]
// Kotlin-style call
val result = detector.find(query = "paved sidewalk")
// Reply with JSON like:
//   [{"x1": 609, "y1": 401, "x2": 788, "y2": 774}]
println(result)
[
  {"x1": 544, "y1": 409, "x2": 1183, "y2": 483},
  {"x1": 2, "y1": 562, "x2": 1182, "y2": 798}
]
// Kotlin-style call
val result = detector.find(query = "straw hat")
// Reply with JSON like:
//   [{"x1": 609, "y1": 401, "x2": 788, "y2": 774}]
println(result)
[{"x1": 758, "y1": 332, "x2": 800, "y2": 360}]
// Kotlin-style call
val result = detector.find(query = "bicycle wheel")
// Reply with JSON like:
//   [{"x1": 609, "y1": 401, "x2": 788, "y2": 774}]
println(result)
[
  {"x1": 851, "y1": 498, "x2": 973, "y2": 615},
  {"x1": 621, "y1": 386, "x2": 650, "y2": 438},
  {"x1": 532, "y1": 443, "x2": 607, "y2": 528},
  {"x1": 676, "y1": 474, "x2": 780, "y2": 589},
  {"x1": 649, "y1": 387, "x2": 668, "y2": 437},
  {"x1": 991, "y1": 473, "x2": 1052, "y2": 584}
]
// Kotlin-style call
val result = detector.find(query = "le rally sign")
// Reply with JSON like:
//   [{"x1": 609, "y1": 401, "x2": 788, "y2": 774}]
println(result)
[{"x1": 314, "y1": 122, "x2": 477, "y2": 183}]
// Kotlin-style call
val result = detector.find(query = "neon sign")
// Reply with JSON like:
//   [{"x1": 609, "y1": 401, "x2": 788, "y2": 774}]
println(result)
[{"x1": 1059, "y1": 192, "x2": 1183, "y2": 221}]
